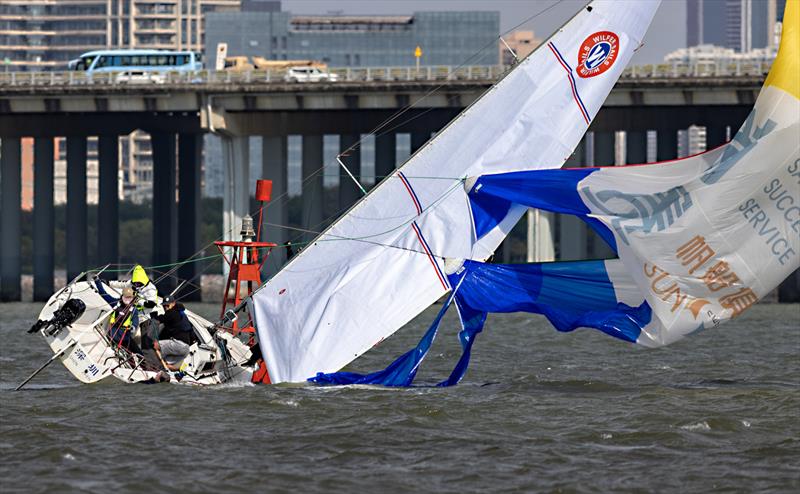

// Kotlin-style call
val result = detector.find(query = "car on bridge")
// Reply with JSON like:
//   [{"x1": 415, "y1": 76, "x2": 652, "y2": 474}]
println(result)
[{"x1": 284, "y1": 66, "x2": 339, "y2": 83}]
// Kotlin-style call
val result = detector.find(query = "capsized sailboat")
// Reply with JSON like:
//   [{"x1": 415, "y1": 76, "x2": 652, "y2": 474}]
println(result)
[
  {"x1": 249, "y1": 0, "x2": 663, "y2": 384},
  {"x1": 311, "y1": 0, "x2": 800, "y2": 386},
  {"x1": 27, "y1": 269, "x2": 256, "y2": 386}
]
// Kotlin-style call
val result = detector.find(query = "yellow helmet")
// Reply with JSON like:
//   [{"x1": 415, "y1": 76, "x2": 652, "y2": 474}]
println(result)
[{"x1": 131, "y1": 265, "x2": 150, "y2": 286}]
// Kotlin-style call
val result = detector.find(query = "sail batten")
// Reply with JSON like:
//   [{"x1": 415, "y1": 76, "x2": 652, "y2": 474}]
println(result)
[{"x1": 252, "y1": 0, "x2": 662, "y2": 383}]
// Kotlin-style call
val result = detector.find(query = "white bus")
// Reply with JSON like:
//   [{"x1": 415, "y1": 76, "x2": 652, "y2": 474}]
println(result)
[{"x1": 68, "y1": 49, "x2": 203, "y2": 82}]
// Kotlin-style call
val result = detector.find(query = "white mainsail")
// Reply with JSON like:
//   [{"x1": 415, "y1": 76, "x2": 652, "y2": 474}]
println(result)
[{"x1": 251, "y1": 0, "x2": 662, "y2": 383}]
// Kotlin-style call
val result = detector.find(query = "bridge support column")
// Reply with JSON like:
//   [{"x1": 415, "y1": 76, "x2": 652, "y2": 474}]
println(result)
[
  {"x1": 97, "y1": 135, "x2": 119, "y2": 278},
  {"x1": 657, "y1": 129, "x2": 678, "y2": 161},
  {"x1": 151, "y1": 132, "x2": 177, "y2": 293},
  {"x1": 706, "y1": 125, "x2": 729, "y2": 149},
  {"x1": 339, "y1": 134, "x2": 362, "y2": 210},
  {"x1": 527, "y1": 209, "x2": 555, "y2": 262},
  {"x1": 594, "y1": 131, "x2": 615, "y2": 166},
  {"x1": 222, "y1": 135, "x2": 250, "y2": 245},
  {"x1": 626, "y1": 130, "x2": 647, "y2": 164},
  {"x1": 559, "y1": 139, "x2": 588, "y2": 261},
  {"x1": 302, "y1": 134, "x2": 324, "y2": 239},
  {"x1": 585, "y1": 132, "x2": 617, "y2": 258},
  {"x1": 262, "y1": 135, "x2": 288, "y2": 278},
  {"x1": 178, "y1": 133, "x2": 201, "y2": 300},
  {"x1": 33, "y1": 138, "x2": 55, "y2": 301},
  {"x1": 1, "y1": 137, "x2": 21, "y2": 301},
  {"x1": 410, "y1": 131, "x2": 431, "y2": 155},
  {"x1": 375, "y1": 132, "x2": 396, "y2": 184},
  {"x1": 66, "y1": 136, "x2": 88, "y2": 281}
]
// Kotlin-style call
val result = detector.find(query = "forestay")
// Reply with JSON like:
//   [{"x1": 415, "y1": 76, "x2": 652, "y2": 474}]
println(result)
[{"x1": 251, "y1": 0, "x2": 662, "y2": 383}]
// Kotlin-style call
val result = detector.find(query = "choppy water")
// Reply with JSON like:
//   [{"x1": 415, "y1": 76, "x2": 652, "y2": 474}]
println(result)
[{"x1": 1, "y1": 302, "x2": 798, "y2": 493}]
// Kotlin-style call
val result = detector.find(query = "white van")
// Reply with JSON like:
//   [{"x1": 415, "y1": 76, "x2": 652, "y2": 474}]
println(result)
[{"x1": 284, "y1": 66, "x2": 339, "y2": 83}]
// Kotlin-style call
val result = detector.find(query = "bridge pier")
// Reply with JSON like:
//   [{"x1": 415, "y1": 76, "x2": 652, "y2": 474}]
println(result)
[
  {"x1": 594, "y1": 131, "x2": 615, "y2": 166},
  {"x1": 97, "y1": 135, "x2": 119, "y2": 278},
  {"x1": 302, "y1": 134, "x2": 324, "y2": 239},
  {"x1": 33, "y1": 138, "x2": 55, "y2": 301},
  {"x1": 222, "y1": 135, "x2": 250, "y2": 245},
  {"x1": 558, "y1": 136, "x2": 588, "y2": 261},
  {"x1": 410, "y1": 131, "x2": 431, "y2": 155},
  {"x1": 66, "y1": 136, "x2": 88, "y2": 281},
  {"x1": 589, "y1": 132, "x2": 617, "y2": 258},
  {"x1": 707, "y1": 125, "x2": 729, "y2": 149},
  {"x1": 1, "y1": 137, "x2": 21, "y2": 301},
  {"x1": 374, "y1": 132, "x2": 397, "y2": 182},
  {"x1": 339, "y1": 134, "x2": 362, "y2": 210},
  {"x1": 178, "y1": 133, "x2": 202, "y2": 300},
  {"x1": 151, "y1": 132, "x2": 177, "y2": 293},
  {"x1": 262, "y1": 135, "x2": 288, "y2": 278},
  {"x1": 657, "y1": 129, "x2": 678, "y2": 161},
  {"x1": 626, "y1": 130, "x2": 647, "y2": 164}
]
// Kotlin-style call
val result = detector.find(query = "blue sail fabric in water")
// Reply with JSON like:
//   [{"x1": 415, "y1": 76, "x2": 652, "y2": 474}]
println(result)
[
  {"x1": 309, "y1": 259, "x2": 652, "y2": 387},
  {"x1": 452, "y1": 260, "x2": 651, "y2": 343},
  {"x1": 308, "y1": 290, "x2": 458, "y2": 387}
]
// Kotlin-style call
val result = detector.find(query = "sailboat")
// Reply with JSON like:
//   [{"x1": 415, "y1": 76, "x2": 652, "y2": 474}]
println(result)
[
  {"x1": 249, "y1": 0, "x2": 664, "y2": 384},
  {"x1": 24, "y1": 270, "x2": 256, "y2": 386}
]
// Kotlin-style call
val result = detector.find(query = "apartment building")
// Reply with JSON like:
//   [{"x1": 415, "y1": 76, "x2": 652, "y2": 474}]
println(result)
[{"x1": 0, "y1": 0, "x2": 240, "y2": 72}]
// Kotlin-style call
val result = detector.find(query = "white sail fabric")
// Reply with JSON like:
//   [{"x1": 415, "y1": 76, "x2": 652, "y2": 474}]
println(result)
[
  {"x1": 251, "y1": 0, "x2": 661, "y2": 383},
  {"x1": 578, "y1": 6, "x2": 800, "y2": 345}
]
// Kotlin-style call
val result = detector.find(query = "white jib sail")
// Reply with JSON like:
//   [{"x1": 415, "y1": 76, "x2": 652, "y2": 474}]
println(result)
[{"x1": 251, "y1": 0, "x2": 662, "y2": 383}]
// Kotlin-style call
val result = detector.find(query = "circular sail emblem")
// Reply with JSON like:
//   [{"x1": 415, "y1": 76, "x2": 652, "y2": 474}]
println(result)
[{"x1": 577, "y1": 31, "x2": 619, "y2": 78}]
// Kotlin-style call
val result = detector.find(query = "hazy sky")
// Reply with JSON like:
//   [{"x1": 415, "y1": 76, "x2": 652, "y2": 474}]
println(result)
[{"x1": 282, "y1": 0, "x2": 688, "y2": 64}]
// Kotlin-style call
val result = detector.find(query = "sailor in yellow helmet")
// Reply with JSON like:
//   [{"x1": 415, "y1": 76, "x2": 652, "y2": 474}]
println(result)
[{"x1": 129, "y1": 264, "x2": 160, "y2": 308}]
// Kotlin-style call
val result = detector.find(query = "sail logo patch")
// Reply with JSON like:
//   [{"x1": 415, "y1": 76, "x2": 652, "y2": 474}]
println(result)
[{"x1": 577, "y1": 31, "x2": 619, "y2": 78}]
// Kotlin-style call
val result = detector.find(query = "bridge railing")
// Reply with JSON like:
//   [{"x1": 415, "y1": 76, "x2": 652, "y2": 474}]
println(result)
[
  {"x1": 0, "y1": 60, "x2": 771, "y2": 87},
  {"x1": 621, "y1": 60, "x2": 772, "y2": 78}
]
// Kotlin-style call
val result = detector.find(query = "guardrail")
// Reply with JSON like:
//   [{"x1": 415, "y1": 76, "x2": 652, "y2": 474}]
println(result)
[{"x1": 0, "y1": 60, "x2": 772, "y2": 88}]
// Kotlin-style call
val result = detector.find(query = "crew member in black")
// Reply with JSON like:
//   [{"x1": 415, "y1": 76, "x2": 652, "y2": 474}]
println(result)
[{"x1": 151, "y1": 296, "x2": 196, "y2": 371}]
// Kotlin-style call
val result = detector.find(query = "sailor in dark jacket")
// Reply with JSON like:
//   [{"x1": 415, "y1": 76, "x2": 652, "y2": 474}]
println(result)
[{"x1": 151, "y1": 296, "x2": 196, "y2": 371}]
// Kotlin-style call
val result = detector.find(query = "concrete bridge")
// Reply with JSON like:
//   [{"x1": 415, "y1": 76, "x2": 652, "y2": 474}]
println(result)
[{"x1": 1, "y1": 70, "x2": 781, "y2": 301}]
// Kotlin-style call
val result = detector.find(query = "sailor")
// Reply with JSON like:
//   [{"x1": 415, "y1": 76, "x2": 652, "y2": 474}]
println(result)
[
  {"x1": 92, "y1": 264, "x2": 159, "y2": 310},
  {"x1": 107, "y1": 286, "x2": 143, "y2": 355},
  {"x1": 151, "y1": 295, "x2": 196, "y2": 371},
  {"x1": 129, "y1": 264, "x2": 159, "y2": 309}
]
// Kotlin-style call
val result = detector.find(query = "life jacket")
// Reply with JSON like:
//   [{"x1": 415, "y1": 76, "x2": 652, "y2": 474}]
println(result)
[
  {"x1": 109, "y1": 309, "x2": 133, "y2": 328},
  {"x1": 108, "y1": 306, "x2": 135, "y2": 345}
]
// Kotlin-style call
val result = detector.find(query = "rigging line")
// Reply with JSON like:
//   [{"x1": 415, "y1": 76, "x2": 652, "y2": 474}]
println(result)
[
  {"x1": 338, "y1": 0, "x2": 566, "y2": 158},
  {"x1": 90, "y1": 2, "x2": 567, "y2": 282},
  {"x1": 146, "y1": 2, "x2": 567, "y2": 273},
  {"x1": 277, "y1": 4, "x2": 575, "y2": 269},
  {"x1": 299, "y1": 1, "x2": 567, "y2": 194},
  {"x1": 263, "y1": 177, "x2": 466, "y2": 259}
]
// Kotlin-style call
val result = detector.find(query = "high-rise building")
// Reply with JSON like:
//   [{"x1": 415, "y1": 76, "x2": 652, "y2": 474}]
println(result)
[
  {"x1": 0, "y1": 1, "x2": 240, "y2": 72},
  {"x1": 687, "y1": 0, "x2": 779, "y2": 51},
  {"x1": 1, "y1": 1, "x2": 243, "y2": 203}
]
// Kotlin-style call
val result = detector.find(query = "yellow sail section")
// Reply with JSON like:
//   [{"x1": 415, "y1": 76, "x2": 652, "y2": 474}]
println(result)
[{"x1": 765, "y1": 0, "x2": 799, "y2": 100}]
